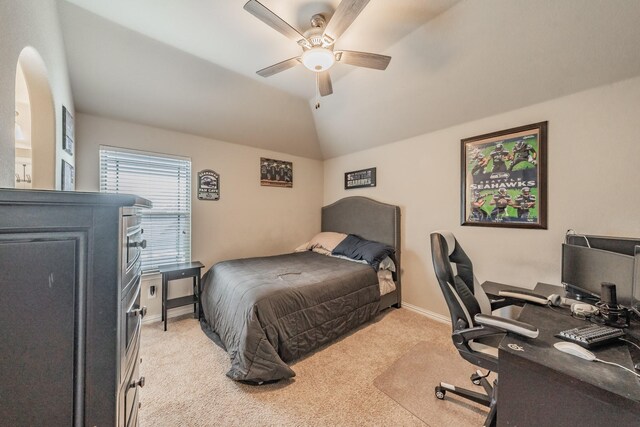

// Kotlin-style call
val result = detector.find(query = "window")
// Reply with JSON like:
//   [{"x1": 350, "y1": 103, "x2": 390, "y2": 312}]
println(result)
[{"x1": 100, "y1": 146, "x2": 191, "y2": 272}]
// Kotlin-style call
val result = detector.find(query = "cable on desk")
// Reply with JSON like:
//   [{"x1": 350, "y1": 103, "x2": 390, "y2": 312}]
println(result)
[
  {"x1": 594, "y1": 358, "x2": 640, "y2": 378},
  {"x1": 547, "y1": 304, "x2": 573, "y2": 318},
  {"x1": 619, "y1": 337, "x2": 640, "y2": 352}
]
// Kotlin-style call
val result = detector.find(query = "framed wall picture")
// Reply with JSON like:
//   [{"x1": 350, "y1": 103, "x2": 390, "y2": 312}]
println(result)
[
  {"x1": 62, "y1": 106, "x2": 74, "y2": 155},
  {"x1": 260, "y1": 158, "x2": 292, "y2": 188},
  {"x1": 461, "y1": 121, "x2": 547, "y2": 229},
  {"x1": 61, "y1": 160, "x2": 75, "y2": 191},
  {"x1": 345, "y1": 167, "x2": 376, "y2": 190},
  {"x1": 197, "y1": 169, "x2": 220, "y2": 200}
]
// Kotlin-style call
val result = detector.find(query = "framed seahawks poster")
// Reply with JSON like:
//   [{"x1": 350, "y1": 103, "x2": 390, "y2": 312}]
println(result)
[{"x1": 461, "y1": 121, "x2": 547, "y2": 229}]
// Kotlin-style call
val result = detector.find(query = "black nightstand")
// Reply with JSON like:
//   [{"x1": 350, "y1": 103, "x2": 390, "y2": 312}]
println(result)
[{"x1": 158, "y1": 261, "x2": 204, "y2": 331}]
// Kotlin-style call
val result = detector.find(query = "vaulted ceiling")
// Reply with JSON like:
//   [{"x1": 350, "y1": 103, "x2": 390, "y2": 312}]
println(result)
[{"x1": 58, "y1": 0, "x2": 640, "y2": 159}]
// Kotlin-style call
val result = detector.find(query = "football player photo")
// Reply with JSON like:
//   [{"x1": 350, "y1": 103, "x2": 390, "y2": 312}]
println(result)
[
  {"x1": 489, "y1": 143, "x2": 510, "y2": 173},
  {"x1": 509, "y1": 140, "x2": 538, "y2": 171},
  {"x1": 513, "y1": 187, "x2": 536, "y2": 219},
  {"x1": 489, "y1": 188, "x2": 512, "y2": 219},
  {"x1": 470, "y1": 190, "x2": 489, "y2": 220},
  {"x1": 470, "y1": 152, "x2": 489, "y2": 175}
]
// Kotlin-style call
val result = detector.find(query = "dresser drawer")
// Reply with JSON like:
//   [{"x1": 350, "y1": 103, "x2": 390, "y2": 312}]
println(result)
[
  {"x1": 121, "y1": 214, "x2": 145, "y2": 291},
  {"x1": 120, "y1": 279, "x2": 144, "y2": 382},
  {"x1": 120, "y1": 339, "x2": 142, "y2": 427}
]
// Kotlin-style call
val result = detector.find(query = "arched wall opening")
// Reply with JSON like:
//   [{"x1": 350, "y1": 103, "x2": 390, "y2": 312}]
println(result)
[
  {"x1": 15, "y1": 62, "x2": 32, "y2": 189},
  {"x1": 16, "y1": 47, "x2": 56, "y2": 190}
]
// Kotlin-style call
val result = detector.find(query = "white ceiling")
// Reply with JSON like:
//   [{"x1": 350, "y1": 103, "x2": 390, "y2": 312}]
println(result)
[
  {"x1": 58, "y1": 0, "x2": 640, "y2": 159},
  {"x1": 62, "y1": 0, "x2": 459, "y2": 98}
]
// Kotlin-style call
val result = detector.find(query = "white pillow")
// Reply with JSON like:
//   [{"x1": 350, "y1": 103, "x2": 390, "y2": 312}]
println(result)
[
  {"x1": 295, "y1": 232, "x2": 347, "y2": 255},
  {"x1": 378, "y1": 270, "x2": 396, "y2": 295},
  {"x1": 378, "y1": 256, "x2": 396, "y2": 272}
]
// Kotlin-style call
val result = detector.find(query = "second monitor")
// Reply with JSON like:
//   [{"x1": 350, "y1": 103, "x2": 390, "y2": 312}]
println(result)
[{"x1": 561, "y1": 234, "x2": 640, "y2": 308}]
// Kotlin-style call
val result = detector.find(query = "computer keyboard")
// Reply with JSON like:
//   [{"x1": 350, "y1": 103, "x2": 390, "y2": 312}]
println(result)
[{"x1": 556, "y1": 324, "x2": 625, "y2": 349}]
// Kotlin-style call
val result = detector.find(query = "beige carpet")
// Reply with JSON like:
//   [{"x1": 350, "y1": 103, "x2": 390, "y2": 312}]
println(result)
[
  {"x1": 374, "y1": 341, "x2": 493, "y2": 426},
  {"x1": 139, "y1": 308, "x2": 484, "y2": 426}
]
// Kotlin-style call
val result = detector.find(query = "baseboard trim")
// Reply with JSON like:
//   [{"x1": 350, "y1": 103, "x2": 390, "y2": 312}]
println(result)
[
  {"x1": 142, "y1": 306, "x2": 194, "y2": 324},
  {"x1": 402, "y1": 302, "x2": 451, "y2": 325},
  {"x1": 145, "y1": 303, "x2": 450, "y2": 325}
]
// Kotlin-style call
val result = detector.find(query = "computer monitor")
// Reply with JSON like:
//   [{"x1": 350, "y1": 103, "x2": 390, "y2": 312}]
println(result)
[{"x1": 562, "y1": 235, "x2": 640, "y2": 308}]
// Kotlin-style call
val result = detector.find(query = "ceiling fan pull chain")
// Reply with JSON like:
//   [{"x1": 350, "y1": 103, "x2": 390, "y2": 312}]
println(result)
[{"x1": 315, "y1": 73, "x2": 321, "y2": 109}]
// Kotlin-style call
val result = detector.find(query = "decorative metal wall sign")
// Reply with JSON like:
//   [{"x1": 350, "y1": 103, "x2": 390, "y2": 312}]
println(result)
[
  {"x1": 61, "y1": 160, "x2": 75, "y2": 191},
  {"x1": 260, "y1": 158, "x2": 292, "y2": 188},
  {"x1": 345, "y1": 167, "x2": 376, "y2": 189},
  {"x1": 197, "y1": 169, "x2": 220, "y2": 200},
  {"x1": 62, "y1": 106, "x2": 74, "y2": 155}
]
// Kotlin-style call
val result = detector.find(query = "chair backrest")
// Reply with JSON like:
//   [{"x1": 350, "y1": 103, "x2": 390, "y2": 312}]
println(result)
[{"x1": 430, "y1": 231, "x2": 492, "y2": 332}]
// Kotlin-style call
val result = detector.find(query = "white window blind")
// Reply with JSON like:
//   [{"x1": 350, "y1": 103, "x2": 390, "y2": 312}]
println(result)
[{"x1": 100, "y1": 147, "x2": 191, "y2": 272}]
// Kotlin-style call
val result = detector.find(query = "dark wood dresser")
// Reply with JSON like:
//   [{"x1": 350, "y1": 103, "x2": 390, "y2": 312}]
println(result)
[{"x1": 0, "y1": 189, "x2": 151, "y2": 426}]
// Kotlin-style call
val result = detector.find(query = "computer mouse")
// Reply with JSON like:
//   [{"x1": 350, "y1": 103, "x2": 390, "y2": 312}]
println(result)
[{"x1": 553, "y1": 342, "x2": 596, "y2": 361}]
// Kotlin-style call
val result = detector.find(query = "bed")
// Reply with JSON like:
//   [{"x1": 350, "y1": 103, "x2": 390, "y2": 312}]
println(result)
[{"x1": 200, "y1": 196, "x2": 401, "y2": 383}]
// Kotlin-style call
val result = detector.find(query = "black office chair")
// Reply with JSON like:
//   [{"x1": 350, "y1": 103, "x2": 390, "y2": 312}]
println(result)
[{"x1": 430, "y1": 231, "x2": 539, "y2": 427}]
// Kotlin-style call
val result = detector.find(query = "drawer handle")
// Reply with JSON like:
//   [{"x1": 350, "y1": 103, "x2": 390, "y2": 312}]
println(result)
[
  {"x1": 130, "y1": 376, "x2": 145, "y2": 389},
  {"x1": 127, "y1": 240, "x2": 147, "y2": 249},
  {"x1": 128, "y1": 240, "x2": 147, "y2": 249},
  {"x1": 131, "y1": 306, "x2": 147, "y2": 318}
]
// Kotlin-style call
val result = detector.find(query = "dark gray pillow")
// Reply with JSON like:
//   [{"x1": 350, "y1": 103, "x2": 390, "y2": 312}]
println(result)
[{"x1": 332, "y1": 234, "x2": 396, "y2": 270}]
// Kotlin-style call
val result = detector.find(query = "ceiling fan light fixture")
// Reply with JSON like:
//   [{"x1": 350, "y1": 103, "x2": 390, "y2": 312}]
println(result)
[{"x1": 301, "y1": 48, "x2": 335, "y2": 72}]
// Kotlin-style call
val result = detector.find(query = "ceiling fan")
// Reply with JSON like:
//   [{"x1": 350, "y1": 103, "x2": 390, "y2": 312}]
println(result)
[{"x1": 244, "y1": 0, "x2": 391, "y2": 106}]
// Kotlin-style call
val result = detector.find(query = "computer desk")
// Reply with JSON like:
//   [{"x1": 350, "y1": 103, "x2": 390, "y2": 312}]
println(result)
[{"x1": 483, "y1": 282, "x2": 640, "y2": 426}]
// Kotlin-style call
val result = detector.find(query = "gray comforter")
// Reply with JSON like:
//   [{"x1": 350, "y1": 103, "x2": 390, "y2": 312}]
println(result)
[{"x1": 200, "y1": 251, "x2": 380, "y2": 383}]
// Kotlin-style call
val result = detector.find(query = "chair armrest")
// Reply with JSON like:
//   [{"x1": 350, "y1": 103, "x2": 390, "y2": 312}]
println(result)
[
  {"x1": 498, "y1": 290, "x2": 549, "y2": 306},
  {"x1": 482, "y1": 280, "x2": 533, "y2": 298},
  {"x1": 489, "y1": 296, "x2": 523, "y2": 311},
  {"x1": 474, "y1": 314, "x2": 539, "y2": 339},
  {"x1": 483, "y1": 281, "x2": 536, "y2": 310}
]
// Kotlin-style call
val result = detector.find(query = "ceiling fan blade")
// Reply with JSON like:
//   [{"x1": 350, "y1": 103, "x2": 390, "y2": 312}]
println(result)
[
  {"x1": 256, "y1": 57, "x2": 301, "y2": 77},
  {"x1": 335, "y1": 50, "x2": 391, "y2": 70},
  {"x1": 318, "y1": 71, "x2": 333, "y2": 97},
  {"x1": 322, "y1": 0, "x2": 370, "y2": 45},
  {"x1": 244, "y1": 0, "x2": 311, "y2": 48}
]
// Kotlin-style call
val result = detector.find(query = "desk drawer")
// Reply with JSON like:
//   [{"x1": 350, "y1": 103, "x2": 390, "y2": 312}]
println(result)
[{"x1": 164, "y1": 267, "x2": 201, "y2": 282}]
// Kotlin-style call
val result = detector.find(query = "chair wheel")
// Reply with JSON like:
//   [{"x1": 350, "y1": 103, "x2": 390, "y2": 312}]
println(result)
[
  {"x1": 470, "y1": 373, "x2": 482, "y2": 385},
  {"x1": 435, "y1": 386, "x2": 446, "y2": 400}
]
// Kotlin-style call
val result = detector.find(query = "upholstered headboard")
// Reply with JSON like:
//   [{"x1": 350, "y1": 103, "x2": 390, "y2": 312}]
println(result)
[
  {"x1": 321, "y1": 196, "x2": 400, "y2": 249},
  {"x1": 321, "y1": 196, "x2": 401, "y2": 305}
]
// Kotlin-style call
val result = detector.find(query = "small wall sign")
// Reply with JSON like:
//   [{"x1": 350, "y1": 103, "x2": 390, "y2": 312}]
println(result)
[
  {"x1": 345, "y1": 167, "x2": 376, "y2": 189},
  {"x1": 61, "y1": 160, "x2": 74, "y2": 191},
  {"x1": 62, "y1": 106, "x2": 74, "y2": 155},
  {"x1": 198, "y1": 169, "x2": 220, "y2": 200}
]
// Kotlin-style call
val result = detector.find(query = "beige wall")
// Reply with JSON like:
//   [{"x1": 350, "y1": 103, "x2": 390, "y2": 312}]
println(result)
[
  {"x1": 76, "y1": 113, "x2": 324, "y2": 317},
  {"x1": 0, "y1": 0, "x2": 74, "y2": 189},
  {"x1": 324, "y1": 76, "x2": 640, "y2": 318}
]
